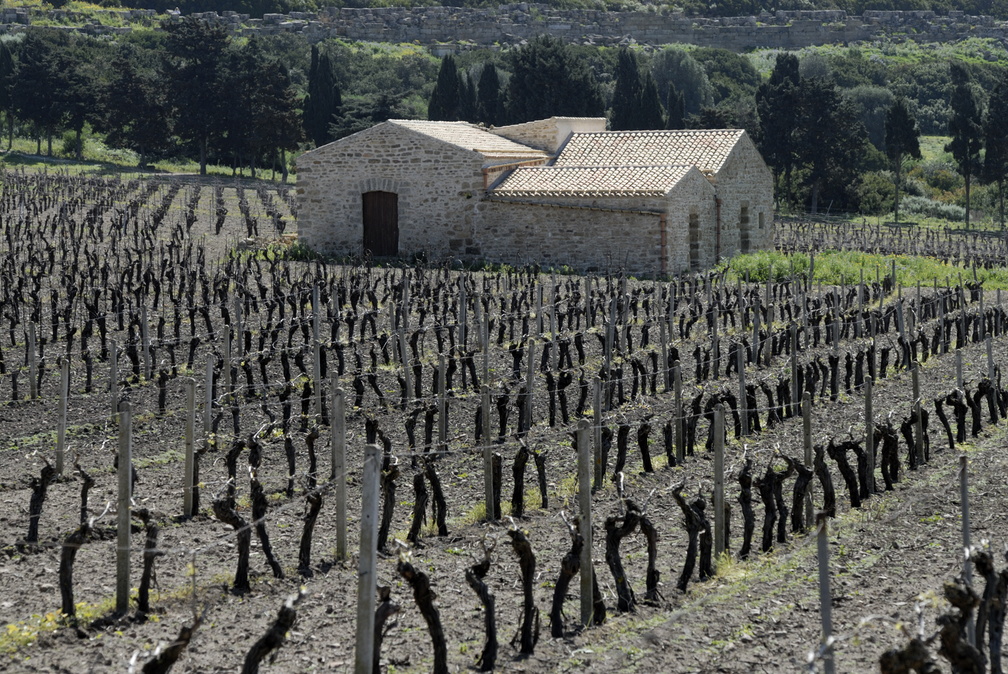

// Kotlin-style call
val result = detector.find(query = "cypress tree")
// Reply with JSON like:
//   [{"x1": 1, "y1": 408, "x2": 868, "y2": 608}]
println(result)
[
  {"x1": 884, "y1": 97, "x2": 921, "y2": 224},
  {"x1": 945, "y1": 62, "x2": 984, "y2": 230},
  {"x1": 477, "y1": 62, "x2": 505, "y2": 126},
  {"x1": 611, "y1": 47, "x2": 642, "y2": 130},
  {"x1": 428, "y1": 54, "x2": 461, "y2": 121},
  {"x1": 756, "y1": 53, "x2": 802, "y2": 206},
  {"x1": 0, "y1": 40, "x2": 13, "y2": 151},
  {"x1": 637, "y1": 72, "x2": 666, "y2": 130},
  {"x1": 303, "y1": 44, "x2": 341, "y2": 147},
  {"x1": 983, "y1": 71, "x2": 1008, "y2": 229},
  {"x1": 665, "y1": 82, "x2": 685, "y2": 130}
]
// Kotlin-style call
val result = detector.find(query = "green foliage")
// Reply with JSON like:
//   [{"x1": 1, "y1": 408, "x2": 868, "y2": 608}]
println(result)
[
  {"x1": 610, "y1": 47, "x2": 641, "y2": 130},
  {"x1": 720, "y1": 249, "x2": 1008, "y2": 289},
  {"x1": 476, "y1": 62, "x2": 505, "y2": 126},
  {"x1": 855, "y1": 171, "x2": 896, "y2": 215},
  {"x1": 901, "y1": 195, "x2": 966, "y2": 221},
  {"x1": 756, "y1": 53, "x2": 801, "y2": 204},
  {"x1": 505, "y1": 35, "x2": 604, "y2": 123},
  {"x1": 982, "y1": 69, "x2": 1008, "y2": 226},
  {"x1": 884, "y1": 96, "x2": 921, "y2": 221},
  {"x1": 691, "y1": 47, "x2": 760, "y2": 105},
  {"x1": 427, "y1": 54, "x2": 461, "y2": 121},
  {"x1": 304, "y1": 44, "x2": 341, "y2": 146},
  {"x1": 945, "y1": 61, "x2": 985, "y2": 228},
  {"x1": 650, "y1": 47, "x2": 714, "y2": 118}
]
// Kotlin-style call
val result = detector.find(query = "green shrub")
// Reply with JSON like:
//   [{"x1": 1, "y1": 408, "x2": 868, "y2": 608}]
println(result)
[
  {"x1": 855, "y1": 171, "x2": 895, "y2": 215},
  {"x1": 901, "y1": 195, "x2": 965, "y2": 221}
]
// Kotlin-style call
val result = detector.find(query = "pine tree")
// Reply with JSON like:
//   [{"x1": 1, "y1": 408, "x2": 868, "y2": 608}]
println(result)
[
  {"x1": 983, "y1": 71, "x2": 1008, "y2": 229},
  {"x1": 884, "y1": 97, "x2": 921, "y2": 223},
  {"x1": 428, "y1": 55, "x2": 461, "y2": 121},
  {"x1": 945, "y1": 62, "x2": 985, "y2": 230},
  {"x1": 303, "y1": 44, "x2": 341, "y2": 147},
  {"x1": 611, "y1": 47, "x2": 642, "y2": 130}
]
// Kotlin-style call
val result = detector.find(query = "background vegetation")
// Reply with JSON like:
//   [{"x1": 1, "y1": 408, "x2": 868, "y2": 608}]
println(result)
[{"x1": 4, "y1": 7, "x2": 1008, "y2": 226}]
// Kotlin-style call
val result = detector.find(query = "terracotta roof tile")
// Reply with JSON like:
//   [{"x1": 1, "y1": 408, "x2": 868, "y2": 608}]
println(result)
[
  {"x1": 554, "y1": 129, "x2": 745, "y2": 173},
  {"x1": 389, "y1": 120, "x2": 549, "y2": 160},
  {"x1": 490, "y1": 164, "x2": 697, "y2": 198}
]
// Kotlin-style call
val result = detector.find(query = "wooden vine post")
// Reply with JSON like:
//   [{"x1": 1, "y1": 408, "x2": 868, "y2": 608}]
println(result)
[
  {"x1": 674, "y1": 360, "x2": 684, "y2": 464},
  {"x1": 109, "y1": 340, "x2": 118, "y2": 420},
  {"x1": 911, "y1": 361, "x2": 923, "y2": 467},
  {"x1": 592, "y1": 377, "x2": 603, "y2": 489},
  {"x1": 803, "y1": 391, "x2": 813, "y2": 528},
  {"x1": 713, "y1": 404, "x2": 725, "y2": 556},
  {"x1": 790, "y1": 323, "x2": 799, "y2": 417},
  {"x1": 28, "y1": 322, "x2": 38, "y2": 400},
  {"x1": 737, "y1": 348, "x2": 748, "y2": 437},
  {"x1": 56, "y1": 357, "x2": 69, "y2": 477},
  {"x1": 817, "y1": 513, "x2": 836, "y2": 674},
  {"x1": 577, "y1": 418, "x2": 593, "y2": 627},
  {"x1": 959, "y1": 454, "x2": 977, "y2": 647},
  {"x1": 313, "y1": 286, "x2": 323, "y2": 420},
  {"x1": 660, "y1": 312, "x2": 670, "y2": 392},
  {"x1": 203, "y1": 356, "x2": 213, "y2": 443},
  {"x1": 183, "y1": 377, "x2": 196, "y2": 517},
  {"x1": 438, "y1": 353, "x2": 447, "y2": 449},
  {"x1": 141, "y1": 304, "x2": 152, "y2": 380},
  {"x1": 954, "y1": 348, "x2": 964, "y2": 389},
  {"x1": 482, "y1": 385, "x2": 494, "y2": 522},
  {"x1": 332, "y1": 384, "x2": 347, "y2": 559},
  {"x1": 525, "y1": 339, "x2": 535, "y2": 433},
  {"x1": 116, "y1": 401, "x2": 132, "y2": 614},
  {"x1": 354, "y1": 444, "x2": 381, "y2": 674},
  {"x1": 864, "y1": 378, "x2": 874, "y2": 494}
]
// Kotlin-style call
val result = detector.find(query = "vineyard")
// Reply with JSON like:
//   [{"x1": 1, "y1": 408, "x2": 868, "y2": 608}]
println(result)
[{"x1": 0, "y1": 169, "x2": 1007, "y2": 673}]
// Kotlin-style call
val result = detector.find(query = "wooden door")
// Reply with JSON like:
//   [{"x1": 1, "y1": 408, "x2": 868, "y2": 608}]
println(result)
[{"x1": 362, "y1": 191, "x2": 398, "y2": 257}]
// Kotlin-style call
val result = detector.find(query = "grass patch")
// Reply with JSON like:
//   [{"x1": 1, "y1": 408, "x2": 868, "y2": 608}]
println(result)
[{"x1": 719, "y1": 249, "x2": 1008, "y2": 289}]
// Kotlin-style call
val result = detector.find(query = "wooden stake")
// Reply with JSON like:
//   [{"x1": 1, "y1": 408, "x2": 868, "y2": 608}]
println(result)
[
  {"x1": 313, "y1": 287, "x2": 322, "y2": 420},
  {"x1": 959, "y1": 454, "x2": 977, "y2": 647},
  {"x1": 110, "y1": 340, "x2": 119, "y2": 420},
  {"x1": 28, "y1": 322, "x2": 37, "y2": 400},
  {"x1": 865, "y1": 378, "x2": 874, "y2": 494},
  {"x1": 713, "y1": 404, "x2": 725, "y2": 556},
  {"x1": 803, "y1": 391, "x2": 813, "y2": 528},
  {"x1": 56, "y1": 357, "x2": 68, "y2": 477},
  {"x1": 817, "y1": 514, "x2": 836, "y2": 674},
  {"x1": 482, "y1": 385, "x2": 494, "y2": 522},
  {"x1": 141, "y1": 305, "x2": 152, "y2": 380},
  {"x1": 674, "y1": 361, "x2": 684, "y2": 464},
  {"x1": 183, "y1": 377, "x2": 195, "y2": 517},
  {"x1": 738, "y1": 346, "x2": 748, "y2": 436},
  {"x1": 438, "y1": 353, "x2": 448, "y2": 448},
  {"x1": 592, "y1": 377, "x2": 603, "y2": 490},
  {"x1": 912, "y1": 361, "x2": 923, "y2": 467},
  {"x1": 332, "y1": 384, "x2": 347, "y2": 560},
  {"x1": 577, "y1": 418, "x2": 593, "y2": 627},
  {"x1": 116, "y1": 401, "x2": 132, "y2": 614},
  {"x1": 354, "y1": 444, "x2": 381, "y2": 674},
  {"x1": 204, "y1": 356, "x2": 213, "y2": 441},
  {"x1": 525, "y1": 339, "x2": 535, "y2": 432},
  {"x1": 956, "y1": 349, "x2": 964, "y2": 388}
]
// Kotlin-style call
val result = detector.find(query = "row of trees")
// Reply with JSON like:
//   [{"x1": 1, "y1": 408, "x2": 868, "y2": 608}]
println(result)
[
  {"x1": 425, "y1": 38, "x2": 1008, "y2": 223},
  {"x1": 2, "y1": 19, "x2": 1007, "y2": 219},
  {"x1": 0, "y1": 20, "x2": 302, "y2": 176}
]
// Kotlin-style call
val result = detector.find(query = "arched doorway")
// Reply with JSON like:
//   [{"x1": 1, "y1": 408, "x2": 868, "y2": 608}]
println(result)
[{"x1": 362, "y1": 191, "x2": 398, "y2": 257}]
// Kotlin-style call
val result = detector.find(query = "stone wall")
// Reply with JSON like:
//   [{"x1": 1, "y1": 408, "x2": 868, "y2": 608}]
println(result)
[
  {"x1": 711, "y1": 134, "x2": 775, "y2": 260},
  {"x1": 297, "y1": 124, "x2": 490, "y2": 258},
  {"x1": 4, "y1": 5, "x2": 1007, "y2": 51},
  {"x1": 480, "y1": 165, "x2": 716, "y2": 275}
]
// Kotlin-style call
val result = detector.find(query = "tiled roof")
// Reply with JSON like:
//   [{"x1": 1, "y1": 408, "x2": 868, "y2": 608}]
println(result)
[
  {"x1": 389, "y1": 120, "x2": 549, "y2": 160},
  {"x1": 490, "y1": 164, "x2": 697, "y2": 198},
  {"x1": 553, "y1": 129, "x2": 745, "y2": 173}
]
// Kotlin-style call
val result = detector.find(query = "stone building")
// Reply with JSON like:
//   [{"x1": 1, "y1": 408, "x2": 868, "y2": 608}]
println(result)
[{"x1": 296, "y1": 117, "x2": 773, "y2": 275}]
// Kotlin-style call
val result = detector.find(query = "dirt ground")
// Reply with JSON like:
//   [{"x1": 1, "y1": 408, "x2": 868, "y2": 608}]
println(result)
[{"x1": 0, "y1": 175, "x2": 1005, "y2": 674}]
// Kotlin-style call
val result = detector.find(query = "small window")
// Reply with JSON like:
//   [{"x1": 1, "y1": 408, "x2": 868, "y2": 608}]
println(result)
[{"x1": 758, "y1": 212, "x2": 765, "y2": 230}]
